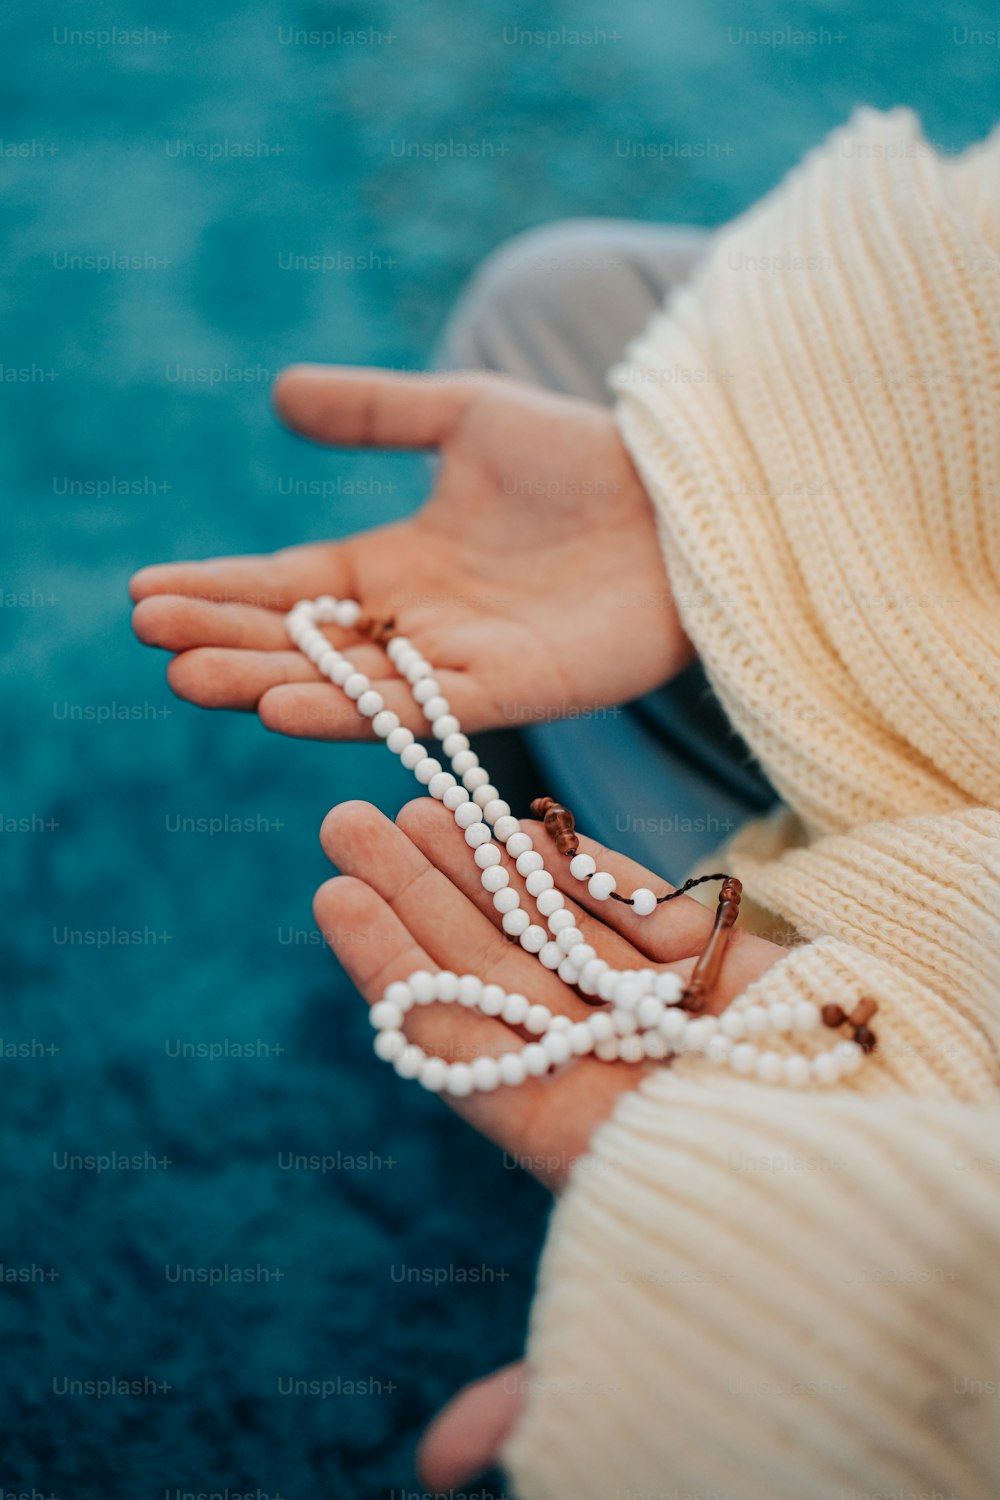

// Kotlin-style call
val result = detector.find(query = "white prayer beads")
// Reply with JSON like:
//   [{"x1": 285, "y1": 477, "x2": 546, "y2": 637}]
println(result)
[{"x1": 287, "y1": 598, "x2": 867, "y2": 1094}]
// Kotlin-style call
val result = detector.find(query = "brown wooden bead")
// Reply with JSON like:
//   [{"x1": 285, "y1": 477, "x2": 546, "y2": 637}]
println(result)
[
  {"x1": 529, "y1": 797, "x2": 579, "y2": 856},
  {"x1": 821, "y1": 1004, "x2": 847, "y2": 1029},
  {"x1": 853, "y1": 1025, "x2": 878, "y2": 1054},
  {"x1": 849, "y1": 997, "x2": 878, "y2": 1027}
]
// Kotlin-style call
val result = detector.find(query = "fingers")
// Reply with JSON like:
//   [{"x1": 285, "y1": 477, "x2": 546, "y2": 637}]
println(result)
[
  {"x1": 525, "y1": 817, "x2": 715, "y2": 962},
  {"x1": 165, "y1": 645, "x2": 393, "y2": 715},
  {"x1": 129, "y1": 541, "x2": 352, "y2": 607},
  {"x1": 398, "y1": 798, "x2": 641, "y2": 981},
  {"x1": 417, "y1": 1362, "x2": 525, "y2": 1492},
  {"x1": 316, "y1": 801, "x2": 652, "y2": 1186},
  {"x1": 257, "y1": 669, "x2": 497, "y2": 740},
  {"x1": 273, "y1": 364, "x2": 479, "y2": 449},
  {"x1": 132, "y1": 594, "x2": 318, "y2": 653}
]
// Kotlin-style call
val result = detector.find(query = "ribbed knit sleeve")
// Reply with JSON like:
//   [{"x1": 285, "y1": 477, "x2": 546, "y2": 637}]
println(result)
[{"x1": 504, "y1": 109, "x2": 1000, "y2": 1500}]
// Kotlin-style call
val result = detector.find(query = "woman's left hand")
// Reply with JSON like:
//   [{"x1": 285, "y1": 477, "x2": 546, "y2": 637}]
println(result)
[{"x1": 315, "y1": 798, "x2": 785, "y2": 1489}]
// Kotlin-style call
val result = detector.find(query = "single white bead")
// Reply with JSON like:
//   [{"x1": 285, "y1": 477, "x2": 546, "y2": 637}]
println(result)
[
  {"x1": 569, "y1": 1022, "x2": 595, "y2": 1056},
  {"x1": 463, "y1": 767, "x2": 490, "y2": 791},
  {"x1": 445, "y1": 1063, "x2": 474, "y2": 1098},
  {"x1": 549, "y1": 1014, "x2": 572, "y2": 1033},
  {"x1": 422, "y1": 696, "x2": 450, "y2": 722},
  {"x1": 588, "y1": 872, "x2": 617, "y2": 901},
  {"x1": 370, "y1": 1000, "x2": 403, "y2": 1032},
  {"x1": 435, "y1": 971, "x2": 460, "y2": 1001},
  {"x1": 306, "y1": 596, "x2": 332, "y2": 620},
  {"x1": 414, "y1": 757, "x2": 442, "y2": 785},
  {"x1": 432, "y1": 714, "x2": 461, "y2": 742},
  {"x1": 769, "y1": 1002, "x2": 794, "y2": 1034},
  {"x1": 411, "y1": 676, "x2": 438, "y2": 704},
  {"x1": 683, "y1": 1016, "x2": 716, "y2": 1053},
  {"x1": 659, "y1": 1007, "x2": 686, "y2": 1042},
  {"x1": 569, "y1": 853, "x2": 596, "y2": 881},
  {"x1": 618, "y1": 1034, "x2": 645, "y2": 1064},
  {"x1": 470, "y1": 1056, "x2": 500, "y2": 1092},
  {"x1": 464, "y1": 823, "x2": 492, "y2": 848},
  {"x1": 811, "y1": 1052, "x2": 842, "y2": 1086},
  {"x1": 457, "y1": 975, "x2": 483, "y2": 1007},
  {"x1": 385, "y1": 635, "x2": 412, "y2": 662},
  {"x1": 493, "y1": 815, "x2": 520, "y2": 843},
  {"x1": 334, "y1": 599, "x2": 361, "y2": 628},
  {"x1": 524, "y1": 1004, "x2": 551, "y2": 1035},
  {"x1": 518, "y1": 925, "x2": 547, "y2": 953},
  {"x1": 782, "y1": 1055, "x2": 811, "y2": 1088},
  {"x1": 443, "y1": 786, "x2": 469, "y2": 811},
  {"x1": 505, "y1": 832, "x2": 533, "y2": 859},
  {"x1": 498, "y1": 1052, "x2": 526, "y2": 1087},
  {"x1": 342, "y1": 672, "x2": 369, "y2": 701},
  {"x1": 643, "y1": 1032, "x2": 671, "y2": 1060},
  {"x1": 493, "y1": 888, "x2": 520, "y2": 915},
  {"x1": 386, "y1": 726, "x2": 414, "y2": 755},
  {"x1": 557, "y1": 928, "x2": 584, "y2": 954},
  {"x1": 394, "y1": 1044, "x2": 425, "y2": 1080},
  {"x1": 614, "y1": 978, "x2": 642, "y2": 1011},
  {"x1": 630, "y1": 887, "x2": 657, "y2": 917},
  {"x1": 595, "y1": 1038, "x2": 621, "y2": 1062},
  {"x1": 501, "y1": 993, "x2": 529, "y2": 1026},
  {"x1": 541, "y1": 1032, "x2": 571, "y2": 1066},
  {"x1": 481, "y1": 866, "x2": 509, "y2": 893},
  {"x1": 719, "y1": 1010, "x2": 746, "y2": 1041},
  {"x1": 406, "y1": 662, "x2": 434, "y2": 685},
  {"x1": 535, "y1": 889, "x2": 564, "y2": 917},
  {"x1": 525, "y1": 870, "x2": 554, "y2": 896},
  {"x1": 330, "y1": 658, "x2": 354, "y2": 687},
  {"x1": 473, "y1": 784, "x2": 500, "y2": 808},
  {"x1": 418, "y1": 1056, "x2": 448, "y2": 1092},
  {"x1": 383, "y1": 980, "x2": 413, "y2": 1009},
  {"x1": 400, "y1": 743, "x2": 426, "y2": 770},
  {"x1": 474, "y1": 843, "x2": 501, "y2": 869},
  {"x1": 588, "y1": 1012, "x2": 616, "y2": 1043},
  {"x1": 613, "y1": 1009, "x2": 638, "y2": 1036},
  {"x1": 743, "y1": 1005, "x2": 769, "y2": 1037},
  {"x1": 522, "y1": 1043, "x2": 550, "y2": 1077},
  {"x1": 357, "y1": 689, "x2": 384, "y2": 718},
  {"x1": 502, "y1": 909, "x2": 530, "y2": 937},
  {"x1": 409, "y1": 970, "x2": 436, "y2": 1004},
  {"x1": 516, "y1": 851, "x2": 544, "y2": 876},
  {"x1": 454, "y1": 802, "x2": 483, "y2": 829},
  {"x1": 482, "y1": 799, "x2": 511, "y2": 824},
  {"x1": 756, "y1": 1051, "x2": 784, "y2": 1085},
  {"x1": 730, "y1": 1043, "x2": 759, "y2": 1075},
  {"x1": 317, "y1": 648, "x2": 339, "y2": 677},
  {"x1": 394, "y1": 647, "x2": 420, "y2": 673},
  {"x1": 442, "y1": 732, "x2": 469, "y2": 758},
  {"x1": 569, "y1": 943, "x2": 597, "y2": 969},
  {"x1": 706, "y1": 1034, "x2": 732, "y2": 1065},
  {"x1": 655, "y1": 971, "x2": 683, "y2": 1003},
  {"x1": 373, "y1": 1029, "x2": 406, "y2": 1062},
  {"x1": 547, "y1": 908, "x2": 575, "y2": 934},
  {"x1": 428, "y1": 771, "x2": 456, "y2": 800},
  {"x1": 479, "y1": 984, "x2": 505, "y2": 1015},
  {"x1": 538, "y1": 942, "x2": 563, "y2": 970},
  {"x1": 451, "y1": 749, "x2": 479, "y2": 776},
  {"x1": 372, "y1": 709, "x2": 400, "y2": 738},
  {"x1": 793, "y1": 1002, "x2": 821, "y2": 1032},
  {"x1": 835, "y1": 1039, "x2": 864, "y2": 1074},
  {"x1": 636, "y1": 996, "x2": 663, "y2": 1031},
  {"x1": 557, "y1": 958, "x2": 579, "y2": 984}
]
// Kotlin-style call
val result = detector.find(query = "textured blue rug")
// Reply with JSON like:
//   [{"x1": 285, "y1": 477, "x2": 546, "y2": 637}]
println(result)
[{"x1": 2, "y1": 0, "x2": 996, "y2": 1494}]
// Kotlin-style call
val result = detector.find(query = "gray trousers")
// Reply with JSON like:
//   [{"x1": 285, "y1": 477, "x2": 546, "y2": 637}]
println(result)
[{"x1": 438, "y1": 219, "x2": 775, "y2": 881}]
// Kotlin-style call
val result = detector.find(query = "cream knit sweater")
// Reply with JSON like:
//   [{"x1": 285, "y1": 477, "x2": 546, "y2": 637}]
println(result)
[{"x1": 504, "y1": 109, "x2": 1000, "y2": 1500}]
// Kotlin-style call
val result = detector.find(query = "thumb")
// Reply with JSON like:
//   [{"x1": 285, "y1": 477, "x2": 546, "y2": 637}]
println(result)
[
  {"x1": 416, "y1": 1360, "x2": 526, "y2": 1491},
  {"x1": 272, "y1": 363, "x2": 477, "y2": 450}
]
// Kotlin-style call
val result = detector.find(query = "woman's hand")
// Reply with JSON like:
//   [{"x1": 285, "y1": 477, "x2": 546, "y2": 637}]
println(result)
[
  {"x1": 130, "y1": 365, "x2": 691, "y2": 737},
  {"x1": 314, "y1": 796, "x2": 785, "y2": 1487}
]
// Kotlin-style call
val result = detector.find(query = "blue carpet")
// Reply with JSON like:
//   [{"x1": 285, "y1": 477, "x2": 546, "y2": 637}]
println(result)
[{"x1": 2, "y1": 1, "x2": 996, "y2": 1494}]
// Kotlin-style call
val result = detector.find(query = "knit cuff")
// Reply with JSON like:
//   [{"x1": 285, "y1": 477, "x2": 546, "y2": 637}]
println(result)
[{"x1": 503, "y1": 1060, "x2": 1000, "y2": 1500}]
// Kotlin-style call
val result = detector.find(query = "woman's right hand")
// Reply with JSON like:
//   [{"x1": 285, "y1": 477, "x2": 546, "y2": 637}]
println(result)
[{"x1": 130, "y1": 365, "x2": 691, "y2": 739}]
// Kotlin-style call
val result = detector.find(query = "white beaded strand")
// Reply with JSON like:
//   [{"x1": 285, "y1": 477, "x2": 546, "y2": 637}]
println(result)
[{"x1": 287, "y1": 598, "x2": 867, "y2": 1094}]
